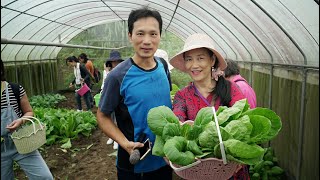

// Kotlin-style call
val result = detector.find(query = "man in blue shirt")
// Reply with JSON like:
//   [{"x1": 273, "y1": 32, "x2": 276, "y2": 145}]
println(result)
[{"x1": 97, "y1": 7, "x2": 172, "y2": 180}]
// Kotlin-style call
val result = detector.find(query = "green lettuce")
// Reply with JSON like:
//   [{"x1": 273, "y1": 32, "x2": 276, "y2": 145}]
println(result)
[
  {"x1": 242, "y1": 108, "x2": 282, "y2": 142},
  {"x1": 163, "y1": 136, "x2": 195, "y2": 166},
  {"x1": 147, "y1": 106, "x2": 179, "y2": 136}
]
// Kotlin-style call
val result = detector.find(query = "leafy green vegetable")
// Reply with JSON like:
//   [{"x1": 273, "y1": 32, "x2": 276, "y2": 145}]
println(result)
[
  {"x1": 147, "y1": 106, "x2": 179, "y2": 136},
  {"x1": 199, "y1": 121, "x2": 231, "y2": 149},
  {"x1": 152, "y1": 135, "x2": 165, "y2": 157},
  {"x1": 163, "y1": 136, "x2": 195, "y2": 166},
  {"x1": 147, "y1": 99, "x2": 282, "y2": 167},
  {"x1": 217, "y1": 106, "x2": 241, "y2": 125},
  {"x1": 162, "y1": 123, "x2": 181, "y2": 141},
  {"x1": 248, "y1": 115, "x2": 272, "y2": 143},
  {"x1": 186, "y1": 140, "x2": 203, "y2": 156},
  {"x1": 224, "y1": 139, "x2": 265, "y2": 159},
  {"x1": 194, "y1": 107, "x2": 213, "y2": 126},
  {"x1": 242, "y1": 108, "x2": 282, "y2": 142}
]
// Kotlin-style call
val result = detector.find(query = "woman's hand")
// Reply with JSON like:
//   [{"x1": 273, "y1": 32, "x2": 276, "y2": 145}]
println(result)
[
  {"x1": 6, "y1": 119, "x2": 24, "y2": 132},
  {"x1": 69, "y1": 83, "x2": 74, "y2": 88}
]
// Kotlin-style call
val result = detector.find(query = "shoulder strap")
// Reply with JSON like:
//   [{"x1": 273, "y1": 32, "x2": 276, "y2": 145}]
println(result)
[
  {"x1": 156, "y1": 57, "x2": 172, "y2": 91},
  {"x1": 8, "y1": 82, "x2": 21, "y2": 109},
  {"x1": 234, "y1": 79, "x2": 246, "y2": 83}
]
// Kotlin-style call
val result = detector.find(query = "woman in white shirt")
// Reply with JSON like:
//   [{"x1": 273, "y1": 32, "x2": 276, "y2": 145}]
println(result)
[{"x1": 100, "y1": 50, "x2": 124, "y2": 150}]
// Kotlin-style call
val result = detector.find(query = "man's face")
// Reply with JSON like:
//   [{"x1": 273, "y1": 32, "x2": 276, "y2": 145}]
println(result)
[{"x1": 128, "y1": 17, "x2": 161, "y2": 60}]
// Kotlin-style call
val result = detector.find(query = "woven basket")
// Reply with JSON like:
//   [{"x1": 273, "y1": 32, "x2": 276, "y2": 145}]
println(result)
[
  {"x1": 168, "y1": 158, "x2": 241, "y2": 180},
  {"x1": 11, "y1": 116, "x2": 46, "y2": 154},
  {"x1": 168, "y1": 107, "x2": 242, "y2": 180}
]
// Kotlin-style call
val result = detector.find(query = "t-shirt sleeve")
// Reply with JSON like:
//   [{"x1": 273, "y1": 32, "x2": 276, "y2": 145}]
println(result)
[
  {"x1": 18, "y1": 85, "x2": 26, "y2": 98},
  {"x1": 229, "y1": 82, "x2": 246, "y2": 106},
  {"x1": 99, "y1": 73, "x2": 121, "y2": 115},
  {"x1": 172, "y1": 90, "x2": 187, "y2": 122}
]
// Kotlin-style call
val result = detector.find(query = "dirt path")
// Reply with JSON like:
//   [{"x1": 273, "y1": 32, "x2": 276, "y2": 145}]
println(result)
[{"x1": 14, "y1": 91, "x2": 183, "y2": 180}]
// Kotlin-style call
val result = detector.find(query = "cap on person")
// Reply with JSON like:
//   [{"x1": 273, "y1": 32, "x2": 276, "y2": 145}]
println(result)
[
  {"x1": 169, "y1": 33, "x2": 227, "y2": 72},
  {"x1": 107, "y1": 50, "x2": 124, "y2": 62}
]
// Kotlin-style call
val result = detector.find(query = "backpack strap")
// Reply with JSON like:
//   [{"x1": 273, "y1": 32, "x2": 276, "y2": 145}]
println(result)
[
  {"x1": 8, "y1": 82, "x2": 21, "y2": 109},
  {"x1": 156, "y1": 57, "x2": 172, "y2": 91}
]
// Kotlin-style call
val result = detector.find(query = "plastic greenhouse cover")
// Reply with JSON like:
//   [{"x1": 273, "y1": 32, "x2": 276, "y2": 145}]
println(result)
[{"x1": 1, "y1": 0, "x2": 318, "y2": 67}]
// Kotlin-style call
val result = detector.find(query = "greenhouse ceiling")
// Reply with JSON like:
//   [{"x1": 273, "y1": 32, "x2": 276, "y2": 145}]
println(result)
[{"x1": 1, "y1": 0, "x2": 319, "y2": 68}]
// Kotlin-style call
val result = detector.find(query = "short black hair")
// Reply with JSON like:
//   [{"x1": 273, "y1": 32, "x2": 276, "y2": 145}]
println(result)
[
  {"x1": 105, "y1": 61, "x2": 112, "y2": 68},
  {"x1": 79, "y1": 53, "x2": 88, "y2": 63},
  {"x1": 128, "y1": 7, "x2": 162, "y2": 36},
  {"x1": 66, "y1": 56, "x2": 79, "y2": 65},
  {"x1": 1, "y1": 59, "x2": 6, "y2": 81},
  {"x1": 224, "y1": 59, "x2": 240, "y2": 78}
]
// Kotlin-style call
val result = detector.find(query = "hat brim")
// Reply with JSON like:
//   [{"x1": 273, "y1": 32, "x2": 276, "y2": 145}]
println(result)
[
  {"x1": 170, "y1": 45, "x2": 227, "y2": 72},
  {"x1": 106, "y1": 58, "x2": 124, "y2": 62}
]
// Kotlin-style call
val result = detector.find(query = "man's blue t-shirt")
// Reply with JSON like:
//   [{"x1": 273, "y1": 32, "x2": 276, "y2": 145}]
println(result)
[{"x1": 99, "y1": 57, "x2": 172, "y2": 173}]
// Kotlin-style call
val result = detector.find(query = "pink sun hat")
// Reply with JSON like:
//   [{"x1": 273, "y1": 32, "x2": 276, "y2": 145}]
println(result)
[{"x1": 169, "y1": 33, "x2": 227, "y2": 72}]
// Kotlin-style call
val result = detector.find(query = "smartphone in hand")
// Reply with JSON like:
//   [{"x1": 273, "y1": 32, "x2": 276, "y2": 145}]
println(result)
[{"x1": 139, "y1": 138, "x2": 151, "y2": 160}]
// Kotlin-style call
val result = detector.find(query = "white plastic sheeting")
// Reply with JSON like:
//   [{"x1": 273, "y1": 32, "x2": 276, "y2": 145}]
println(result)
[{"x1": 1, "y1": 0, "x2": 319, "y2": 67}]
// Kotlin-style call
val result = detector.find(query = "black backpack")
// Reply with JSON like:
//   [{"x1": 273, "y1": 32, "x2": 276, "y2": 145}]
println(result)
[
  {"x1": 93, "y1": 67, "x2": 102, "y2": 83},
  {"x1": 9, "y1": 82, "x2": 21, "y2": 109},
  {"x1": 156, "y1": 57, "x2": 172, "y2": 91}
]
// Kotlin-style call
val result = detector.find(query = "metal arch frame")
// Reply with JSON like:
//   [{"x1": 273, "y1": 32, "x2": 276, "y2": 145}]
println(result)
[
  {"x1": 169, "y1": 3, "x2": 236, "y2": 58},
  {"x1": 3, "y1": 2, "x2": 193, "y2": 61},
  {"x1": 100, "y1": 0, "x2": 124, "y2": 21},
  {"x1": 42, "y1": 18, "x2": 190, "y2": 60},
  {"x1": 1, "y1": 6, "x2": 84, "y2": 30},
  {"x1": 163, "y1": 0, "x2": 180, "y2": 31},
  {"x1": 41, "y1": 15, "x2": 190, "y2": 59},
  {"x1": 229, "y1": 1, "x2": 286, "y2": 64},
  {"x1": 11, "y1": 15, "x2": 118, "y2": 62},
  {"x1": 277, "y1": 0, "x2": 318, "y2": 46},
  {"x1": 251, "y1": 0, "x2": 308, "y2": 180},
  {"x1": 4, "y1": 10, "x2": 122, "y2": 53},
  {"x1": 190, "y1": 1, "x2": 252, "y2": 62},
  {"x1": 250, "y1": 1, "x2": 308, "y2": 180}
]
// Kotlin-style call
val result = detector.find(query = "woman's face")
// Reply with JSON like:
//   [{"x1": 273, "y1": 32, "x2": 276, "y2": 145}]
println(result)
[{"x1": 184, "y1": 48, "x2": 215, "y2": 82}]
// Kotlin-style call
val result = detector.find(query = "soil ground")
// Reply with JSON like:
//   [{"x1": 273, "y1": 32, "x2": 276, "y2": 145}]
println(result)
[{"x1": 14, "y1": 90, "x2": 183, "y2": 180}]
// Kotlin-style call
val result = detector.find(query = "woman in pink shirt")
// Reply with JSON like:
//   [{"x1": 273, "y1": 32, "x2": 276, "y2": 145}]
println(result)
[
  {"x1": 169, "y1": 33, "x2": 249, "y2": 179},
  {"x1": 224, "y1": 59, "x2": 257, "y2": 109}
]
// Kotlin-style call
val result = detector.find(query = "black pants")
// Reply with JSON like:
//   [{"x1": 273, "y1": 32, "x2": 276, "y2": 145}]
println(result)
[{"x1": 117, "y1": 165, "x2": 172, "y2": 180}]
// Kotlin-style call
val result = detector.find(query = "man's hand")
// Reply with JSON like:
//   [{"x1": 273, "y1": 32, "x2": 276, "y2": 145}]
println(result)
[{"x1": 124, "y1": 141, "x2": 144, "y2": 155}]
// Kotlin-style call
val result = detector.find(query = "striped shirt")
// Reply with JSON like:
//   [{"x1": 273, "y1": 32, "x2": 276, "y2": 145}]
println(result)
[{"x1": 1, "y1": 83, "x2": 26, "y2": 118}]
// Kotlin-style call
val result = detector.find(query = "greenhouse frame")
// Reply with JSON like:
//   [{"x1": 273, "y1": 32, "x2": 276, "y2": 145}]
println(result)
[{"x1": 1, "y1": 0, "x2": 319, "y2": 179}]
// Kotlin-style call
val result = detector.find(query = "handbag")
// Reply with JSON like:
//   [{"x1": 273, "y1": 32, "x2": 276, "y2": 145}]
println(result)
[{"x1": 76, "y1": 83, "x2": 90, "y2": 96}]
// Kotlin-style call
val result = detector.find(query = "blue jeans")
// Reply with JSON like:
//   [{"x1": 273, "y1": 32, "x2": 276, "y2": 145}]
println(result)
[
  {"x1": 75, "y1": 90, "x2": 92, "y2": 111},
  {"x1": 1, "y1": 136, "x2": 53, "y2": 180}
]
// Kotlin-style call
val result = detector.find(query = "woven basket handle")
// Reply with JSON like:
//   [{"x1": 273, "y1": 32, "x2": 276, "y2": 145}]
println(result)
[
  {"x1": 169, "y1": 159, "x2": 201, "y2": 172},
  {"x1": 212, "y1": 107, "x2": 227, "y2": 164},
  {"x1": 18, "y1": 116, "x2": 44, "y2": 132}
]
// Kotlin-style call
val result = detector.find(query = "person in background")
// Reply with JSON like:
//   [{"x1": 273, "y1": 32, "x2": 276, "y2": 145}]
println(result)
[
  {"x1": 1, "y1": 59, "x2": 53, "y2": 180},
  {"x1": 169, "y1": 33, "x2": 249, "y2": 179},
  {"x1": 97, "y1": 7, "x2": 172, "y2": 180},
  {"x1": 66, "y1": 56, "x2": 92, "y2": 112},
  {"x1": 100, "y1": 50, "x2": 124, "y2": 150},
  {"x1": 224, "y1": 59, "x2": 257, "y2": 108},
  {"x1": 79, "y1": 53, "x2": 94, "y2": 77},
  {"x1": 78, "y1": 53, "x2": 94, "y2": 108},
  {"x1": 154, "y1": 49, "x2": 174, "y2": 72}
]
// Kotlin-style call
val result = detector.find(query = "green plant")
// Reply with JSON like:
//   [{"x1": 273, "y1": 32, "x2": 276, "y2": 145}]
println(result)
[
  {"x1": 147, "y1": 99, "x2": 282, "y2": 166},
  {"x1": 34, "y1": 108, "x2": 97, "y2": 148},
  {"x1": 30, "y1": 94, "x2": 66, "y2": 108}
]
